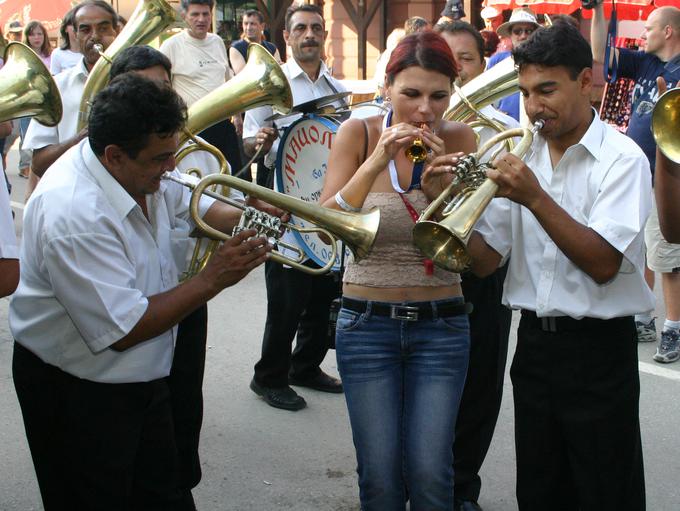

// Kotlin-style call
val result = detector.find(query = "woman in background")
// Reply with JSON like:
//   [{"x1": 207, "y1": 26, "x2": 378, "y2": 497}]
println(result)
[{"x1": 50, "y1": 8, "x2": 81, "y2": 75}]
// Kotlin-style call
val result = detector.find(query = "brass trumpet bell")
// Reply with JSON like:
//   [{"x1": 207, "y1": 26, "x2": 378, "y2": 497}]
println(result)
[
  {"x1": 180, "y1": 43, "x2": 292, "y2": 146},
  {"x1": 0, "y1": 42, "x2": 62, "y2": 126},
  {"x1": 413, "y1": 123, "x2": 542, "y2": 272},
  {"x1": 652, "y1": 88, "x2": 680, "y2": 163},
  {"x1": 77, "y1": 0, "x2": 184, "y2": 129},
  {"x1": 405, "y1": 137, "x2": 428, "y2": 163}
]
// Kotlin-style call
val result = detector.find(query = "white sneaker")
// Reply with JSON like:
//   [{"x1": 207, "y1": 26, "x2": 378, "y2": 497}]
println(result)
[
  {"x1": 635, "y1": 318, "x2": 657, "y2": 343},
  {"x1": 653, "y1": 329, "x2": 680, "y2": 363}
]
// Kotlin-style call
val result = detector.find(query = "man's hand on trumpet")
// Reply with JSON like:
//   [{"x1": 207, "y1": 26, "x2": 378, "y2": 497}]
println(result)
[
  {"x1": 487, "y1": 153, "x2": 545, "y2": 210},
  {"x1": 196, "y1": 228, "x2": 272, "y2": 291}
]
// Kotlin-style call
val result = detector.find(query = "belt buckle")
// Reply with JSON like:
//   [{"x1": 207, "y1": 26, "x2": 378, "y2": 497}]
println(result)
[{"x1": 390, "y1": 305, "x2": 419, "y2": 321}]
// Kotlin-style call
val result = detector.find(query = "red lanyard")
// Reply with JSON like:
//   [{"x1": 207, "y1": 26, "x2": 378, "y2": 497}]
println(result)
[{"x1": 399, "y1": 194, "x2": 434, "y2": 276}]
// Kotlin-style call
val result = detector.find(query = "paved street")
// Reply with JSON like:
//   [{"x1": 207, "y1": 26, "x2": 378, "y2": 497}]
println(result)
[{"x1": 1, "y1": 148, "x2": 679, "y2": 510}]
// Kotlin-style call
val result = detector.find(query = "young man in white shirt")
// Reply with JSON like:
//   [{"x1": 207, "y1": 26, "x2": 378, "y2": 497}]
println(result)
[
  {"x1": 10, "y1": 74, "x2": 270, "y2": 510},
  {"x1": 468, "y1": 23, "x2": 652, "y2": 510},
  {"x1": 243, "y1": 4, "x2": 344, "y2": 411},
  {"x1": 160, "y1": 0, "x2": 245, "y2": 180}
]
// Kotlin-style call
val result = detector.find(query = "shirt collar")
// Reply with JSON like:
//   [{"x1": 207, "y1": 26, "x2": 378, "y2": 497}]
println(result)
[
  {"x1": 665, "y1": 53, "x2": 680, "y2": 73},
  {"x1": 532, "y1": 108, "x2": 604, "y2": 162},
  {"x1": 81, "y1": 141, "x2": 138, "y2": 220},
  {"x1": 77, "y1": 57, "x2": 89, "y2": 78},
  {"x1": 286, "y1": 57, "x2": 331, "y2": 83},
  {"x1": 573, "y1": 108, "x2": 605, "y2": 160}
]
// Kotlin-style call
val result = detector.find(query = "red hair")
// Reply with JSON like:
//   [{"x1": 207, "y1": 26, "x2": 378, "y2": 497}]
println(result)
[{"x1": 385, "y1": 31, "x2": 457, "y2": 85}]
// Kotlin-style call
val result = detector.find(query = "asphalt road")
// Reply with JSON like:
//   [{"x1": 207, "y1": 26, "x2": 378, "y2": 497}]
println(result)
[{"x1": 0, "y1": 148, "x2": 679, "y2": 510}]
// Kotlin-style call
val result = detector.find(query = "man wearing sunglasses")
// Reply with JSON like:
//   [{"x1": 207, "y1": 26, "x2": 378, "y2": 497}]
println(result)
[{"x1": 486, "y1": 9, "x2": 540, "y2": 121}]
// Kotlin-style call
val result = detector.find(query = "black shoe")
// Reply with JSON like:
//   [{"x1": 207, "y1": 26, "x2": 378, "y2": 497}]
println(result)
[
  {"x1": 249, "y1": 378, "x2": 307, "y2": 411},
  {"x1": 455, "y1": 500, "x2": 483, "y2": 511},
  {"x1": 288, "y1": 370, "x2": 343, "y2": 393}
]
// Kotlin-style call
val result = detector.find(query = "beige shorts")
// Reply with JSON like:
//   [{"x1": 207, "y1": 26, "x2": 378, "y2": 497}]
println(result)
[{"x1": 645, "y1": 197, "x2": 680, "y2": 273}]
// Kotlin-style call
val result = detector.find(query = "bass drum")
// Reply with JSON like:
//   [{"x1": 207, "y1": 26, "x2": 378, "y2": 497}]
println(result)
[{"x1": 275, "y1": 114, "x2": 350, "y2": 272}]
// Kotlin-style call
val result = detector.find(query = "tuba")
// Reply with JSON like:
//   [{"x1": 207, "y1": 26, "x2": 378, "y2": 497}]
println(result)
[
  {"x1": 652, "y1": 88, "x2": 680, "y2": 163},
  {"x1": 412, "y1": 121, "x2": 543, "y2": 273},
  {"x1": 176, "y1": 43, "x2": 293, "y2": 277},
  {"x1": 77, "y1": 0, "x2": 183, "y2": 130},
  {"x1": 0, "y1": 42, "x2": 62, "y2": 126}
]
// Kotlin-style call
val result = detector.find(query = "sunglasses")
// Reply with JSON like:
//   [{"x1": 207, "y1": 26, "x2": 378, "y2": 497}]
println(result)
[{"x1": 512, "y1": 27, "x2": 535, "y2": 36}]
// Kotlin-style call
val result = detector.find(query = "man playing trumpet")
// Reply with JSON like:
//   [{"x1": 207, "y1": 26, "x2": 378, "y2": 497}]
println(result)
[
  {"x1": 11, "y1": 73, "x2": 271, "y2": 509},
  {"x1": 468, "y1": 23, "x2": 652, "y2": 510}
]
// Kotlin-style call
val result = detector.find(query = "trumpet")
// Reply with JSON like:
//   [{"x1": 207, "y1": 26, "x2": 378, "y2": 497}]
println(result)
[
  {"x1": 412, "y1": 121, "x2": 544, "y2": 272},
  {"x1": 405, "y1": 124, "x2": 428, "y2": 163},
  {"x1": 164, "y1": 172, "x2": 380, "y2": 276}
]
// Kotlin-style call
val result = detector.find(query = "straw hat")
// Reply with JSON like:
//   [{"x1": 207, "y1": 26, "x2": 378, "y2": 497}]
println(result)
[{"x1": 496, "y1": 9, "x2": 540, "y2": 38}]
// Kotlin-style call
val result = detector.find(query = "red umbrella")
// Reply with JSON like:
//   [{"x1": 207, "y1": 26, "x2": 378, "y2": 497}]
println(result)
[
  {"x1": 0, "y1": 0, "x2": 74, "y2": 35},
  {"x1": 483, "y1": 0, "x2": 680, "y2": 20}
]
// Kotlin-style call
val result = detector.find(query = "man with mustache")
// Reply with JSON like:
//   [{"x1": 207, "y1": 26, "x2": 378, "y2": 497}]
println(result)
[
  {"x1": 23, "y1": 0, "x2": 119, "y2": 177},
  {"x1": 243, "y1": 3, "x2": 345, "y2": 410},
  {"x1": 468, "y1": 23, "x2": 652, "y2": 510}
]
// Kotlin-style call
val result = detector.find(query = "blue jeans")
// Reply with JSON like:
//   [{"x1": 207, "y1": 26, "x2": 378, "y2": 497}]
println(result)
[{"x1": 336, "y1": 298, "x2": 470, "y2": 511}]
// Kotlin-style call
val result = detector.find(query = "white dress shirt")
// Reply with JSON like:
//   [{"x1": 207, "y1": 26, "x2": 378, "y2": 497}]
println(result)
[
  {"x1": 23, "y1": 59, "x2": 88, "y2": 150},
  {"x1": 0, "y1": 161, "x2": 18, "y2": 260},
  {"x1": 243, "y1": 58, "x2": 346, "y2": 261},
  {"x1": 9, "y1": 140, "x2": 214, "y2": 383},
  {"x1": 475, "y1": 111, "x2": 655, "y2": 319},
  {"x1": 49, "y1": 48, "x2": 82, "y2": 75}
]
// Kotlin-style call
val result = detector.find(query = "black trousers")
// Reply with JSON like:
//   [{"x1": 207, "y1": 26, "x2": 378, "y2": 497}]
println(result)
[
  {"x1": 198, "y1": 120, "x2": 248, "y2": 181},
  {"x1": 12, "y1": 342, "x2": 193, "y2": 511},
  {"x1": 512, "y1": 313, "x2": 645, "y2": 511},
  {"x1": 253, "y1": 260, "x2": 339, "y2": 388},
  {"x1": 453, "y1": 264, "x2": 512, "y2": 502},
  {"x1": 167, "y1": 305, "x2": 208, "y2": 499}
]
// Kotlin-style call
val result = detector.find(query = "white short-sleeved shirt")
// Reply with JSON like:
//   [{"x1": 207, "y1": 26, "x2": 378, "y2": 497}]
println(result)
[
  {"x1": 23, "y1": 59, "x2": 87, "y2": 150},
  {"x1": 9, "y1": 140, "x2": 214, "y2": 383},
  {"x1": 160, "y1": 31, "x2": 231, "y2": 108},
  {"x1": 0, "y1": 161, "x2": 18, "y2": 260},
  {"x1": 243, "y1": 58, "x2": 347, "y2": 259},
  {"x1": 475, "y1": 111, "x2": 655, "y2": 319},
  {"x1": 49, "y1": 48, "x2": 82, "y2": 75}
]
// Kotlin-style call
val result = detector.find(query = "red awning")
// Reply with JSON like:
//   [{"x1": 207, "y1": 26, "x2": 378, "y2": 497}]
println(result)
[
  {"x1": 484, "y1": 0, "x2": 679, "y2": 20},
  {"x1": 0, "y1": 0, "x2": 74, "y2": 36}
]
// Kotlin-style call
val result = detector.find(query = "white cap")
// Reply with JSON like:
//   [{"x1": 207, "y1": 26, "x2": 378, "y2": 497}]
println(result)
[
  {"x1": 480, "y1": 6, "x2": 500, "y2": 20},
  {"x1": 496, "y1": 9, "x2": 540, "y2": 38}
]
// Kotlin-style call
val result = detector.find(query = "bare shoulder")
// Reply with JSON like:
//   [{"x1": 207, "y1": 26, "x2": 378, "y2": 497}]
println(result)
[
  {"x1": 438, "y1": 119, "x2": 477, "y2": 153},
  {"x1": 336, "y1": 115, "x2": 382, "y2": 146}
]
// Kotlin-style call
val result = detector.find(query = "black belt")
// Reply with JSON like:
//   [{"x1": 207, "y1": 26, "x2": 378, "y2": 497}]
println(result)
[
  {"x1": 342, "y1": 297, "x2": 472, "y2": 322},
  {"x1": 520, "y1": 309, "x2": 633, "y2": 333}
]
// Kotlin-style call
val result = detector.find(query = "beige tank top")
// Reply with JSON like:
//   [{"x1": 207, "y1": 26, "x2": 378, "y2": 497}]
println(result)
[{"x1": 344, "y1": 191, "x2": 461, "y2": 288}]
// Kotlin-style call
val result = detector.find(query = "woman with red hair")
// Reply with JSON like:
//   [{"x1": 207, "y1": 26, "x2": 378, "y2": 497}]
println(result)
[{"x1": 321, "y1": 31, "x2": 476, "y2": 510}]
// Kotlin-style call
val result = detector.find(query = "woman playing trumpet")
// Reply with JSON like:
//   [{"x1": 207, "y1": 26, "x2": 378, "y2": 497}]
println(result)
[{"x1": 320, "y1": 31, "x2": 476, "y2": 510}]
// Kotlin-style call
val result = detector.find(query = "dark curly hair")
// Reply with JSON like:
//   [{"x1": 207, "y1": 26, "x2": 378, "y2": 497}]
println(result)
[
  {"x1": 89, "y1": 73, "x2": 187, "y2": 158},
  {"x1": 512, "y1": 23, "x2": 592, "y2": 80},
  {"x1": 109, "y1": 45, "x2": 172, "y2": 81}
]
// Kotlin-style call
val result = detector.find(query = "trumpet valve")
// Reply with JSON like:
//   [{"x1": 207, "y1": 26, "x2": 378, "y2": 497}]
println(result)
[{"x1": 232, "y1": 206, "x2": 282, "y2": 242}]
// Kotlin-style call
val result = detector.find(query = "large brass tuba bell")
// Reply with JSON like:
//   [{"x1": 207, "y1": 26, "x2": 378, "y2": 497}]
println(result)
[
  {"x1": 77, "y1": 0, "x2": 183, "y2": 130},
  {"x1": 412, "y1": 122, "x2": 543, "y2": 273},
  {"x1": 179, "y1": 43, "x2": 292, "y2": 147},
  {"x1": 175, "y1": 43, "x2": 293, "y2": 278},
  {"x1": 652, "y1": 88, "x2": 680, "y2": 164},
  {"x1": 0, "y1": 42, "x2": 62, "y2": 126}
]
